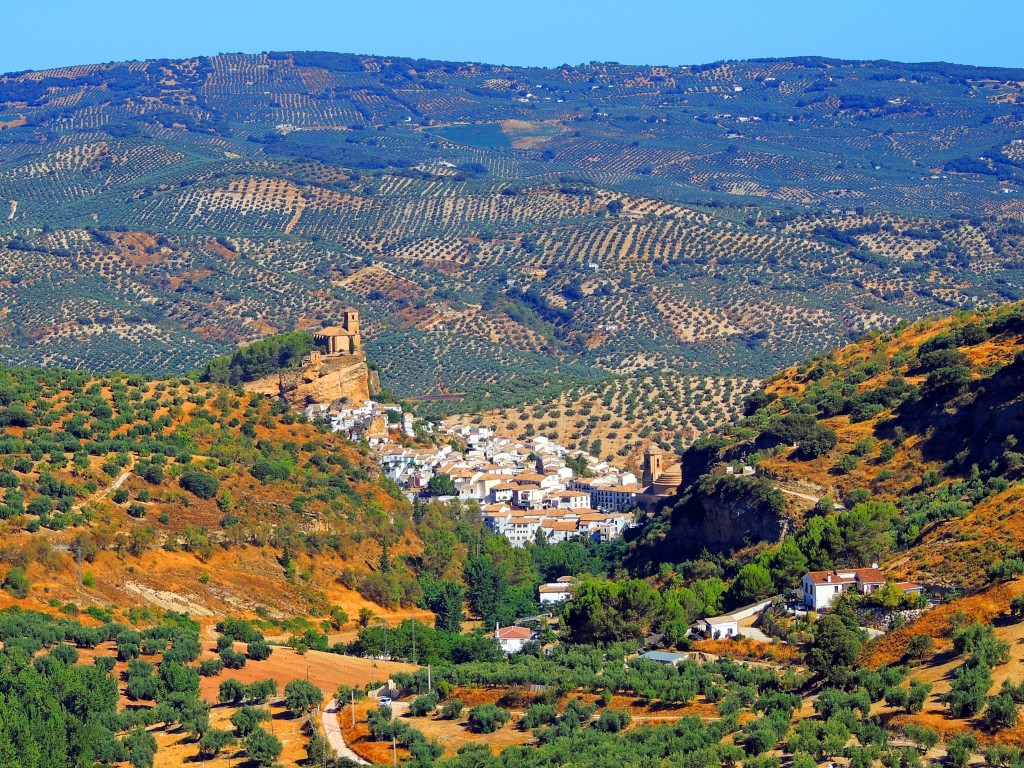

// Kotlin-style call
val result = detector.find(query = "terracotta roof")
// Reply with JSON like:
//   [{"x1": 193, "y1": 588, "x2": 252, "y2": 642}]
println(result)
[
  {"x1": 805, "y1": 568, "x2": 886, "y2": 585},
  {"x1": 542, "y1": 520, "x2": 579, "y2": 531},
  {"x1": 654, "y1": 464, "x2": 683, "y2": 486},
  {"x1": 539, "y1": 584, "x2": 572, "y2": 594},
  {"x1": 316, "y1": 326, "x2": 357, "y2": 336},
  {"x1": 578, "y1": 513, "x2": 618, "y2": 522},
  {"x1": 554, "y1": 490, "x2": 590, "y2": 498},
  {"x1": 496, "y1": 626, "x2": 533, "y2": 640}
]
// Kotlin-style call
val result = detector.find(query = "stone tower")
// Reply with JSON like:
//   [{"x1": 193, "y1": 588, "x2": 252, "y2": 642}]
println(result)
[
  {"x1": 344, "y1": 308, "x2": 360, "y2": 340},
  {"x1": 642, "y1": 444, "x2": 664, "y2": 486}
]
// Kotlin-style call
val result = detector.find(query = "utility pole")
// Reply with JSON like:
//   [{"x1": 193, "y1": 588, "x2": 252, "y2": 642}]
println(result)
[
  {"x1": 411, "y1": 619, "x2": 416, "y2": 664},
  {"x1": 392, "y1": 736, "x2": 398, "y2": 767},
  {"x1": 351, "y1": 688, "x2": 356, "y2": 727},
  {"x1": 382, "y1": 621, "x2": 388, "y2": 659},
  {"x1": 76, "y1": 541, "x2": 82, "y2": 589},
  {"x1": 427, "y1": 664, "x2": 432, "y2": 693}
]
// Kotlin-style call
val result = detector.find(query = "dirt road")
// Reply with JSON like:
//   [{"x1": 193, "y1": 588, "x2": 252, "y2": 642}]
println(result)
[{"x1": 323, "y1": 699, "x2": 371, "y2": 765}]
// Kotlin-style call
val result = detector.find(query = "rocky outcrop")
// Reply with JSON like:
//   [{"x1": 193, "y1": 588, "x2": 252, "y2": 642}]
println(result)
[
  {"x1": 694, "y1": 493, "x2": 787, "y2": 550},
  {"x1": 245, "y1": 352, "x2": 371, "y2": 407},
  {"x1": 664, "y1": 474, "x2": 788, "y2": 554}
]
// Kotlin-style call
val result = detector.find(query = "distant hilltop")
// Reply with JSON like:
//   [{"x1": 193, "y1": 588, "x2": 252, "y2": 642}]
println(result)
[
  {"x1": 3, "y1": 50, "x2": 1024, "y2": 425},
  {"x1": 243, "y1": 310, "x2": 374, "y2": 407}
]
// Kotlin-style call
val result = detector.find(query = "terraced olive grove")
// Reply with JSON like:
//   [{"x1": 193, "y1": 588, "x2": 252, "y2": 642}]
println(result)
[
  {"x1": 1, "y1": 53, "x2": 1024, "y2": 412},
  {"x1": 444, "y1": 373, "x2": 759, "y2": 464}
]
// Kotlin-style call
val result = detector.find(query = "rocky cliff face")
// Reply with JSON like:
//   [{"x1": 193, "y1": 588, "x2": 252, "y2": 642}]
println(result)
[
  {"x1": 245, "y1": 352, "x2": 372, "y2": 407},
  {"x1": 658, "y1": 475, "x2": 788, "y2": 555},
  {"x1": 693, "y1": 494, "x2": 787, "y2": 550}
]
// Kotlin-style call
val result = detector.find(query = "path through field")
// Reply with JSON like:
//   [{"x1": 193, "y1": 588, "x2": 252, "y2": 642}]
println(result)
[
  {"x1": 72, "y1": 466, "x2": 133, "y2": 513},
  {"x1": 323, "y1": 699, "x2": 370, "y2": 765},
  {"x1": 774, "y1": 483, "x2": 845, "y2": 510}
]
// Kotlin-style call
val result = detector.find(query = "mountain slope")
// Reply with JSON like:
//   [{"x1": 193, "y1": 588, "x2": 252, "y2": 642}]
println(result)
[
  {"x1": 0, "y1": 54, "x2": 1023, "y2": 407},
  {"x1": 639, "y1": 302, "x2": 1024, "y2": 588},
  {"x1": 0, "y1": 363, "x2": 420, "y2": 622}
]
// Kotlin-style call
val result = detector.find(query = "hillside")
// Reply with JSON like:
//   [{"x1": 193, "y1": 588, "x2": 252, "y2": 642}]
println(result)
[
  {"x1": 443, "y1": 372, "x2": 758, "y2": 466},
  {"x1": 641, "y1": 301, "x2": 1024, "y2": 588},
  {"x1": 0, "y1": 54, "x2": 1023, "y2": 410},
  {"x1": 0, "y1": 363, "x2": 423, "y2": 625}
]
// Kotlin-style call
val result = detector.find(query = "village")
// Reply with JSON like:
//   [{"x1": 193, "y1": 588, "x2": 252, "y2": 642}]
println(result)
[
  {"x1": 298, "y1": 312, "x2": 930, "y2": 657},
  {"x1": 292, "y1": 313, "x2": 690, "y2": 549},
  {"x1": 307, "y1": 387, "x2": 696, "y2": 552}
]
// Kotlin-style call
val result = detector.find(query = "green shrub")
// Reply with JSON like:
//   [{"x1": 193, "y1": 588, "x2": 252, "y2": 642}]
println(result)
[
  {"x1": 199, "y1": 658, "x2": 225, "y2": 676},
  {"x1": 247, "y1": 639, "x2": 273, "y2": 661},
  {"x1": 441, "y1": 699, "x2": 464, "y2": 720},
  {"x1": 180, "y1": 470, "x2": 219, "y2": 499},
  {"x1": 250, "y1": 460, "x2": 292, "y2": 483},
  {"x1": 3, "y1": 567, "x2": 30, "y2": 598},
  {"x1": 467, "y1": 703, "x2": 511, "y2": 733},
  {"x1": 244, "y1": 727, "x2": 282, "y2": 768}
]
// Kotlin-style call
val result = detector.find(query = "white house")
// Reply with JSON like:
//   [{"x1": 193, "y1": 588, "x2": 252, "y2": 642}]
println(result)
[
  {"x1": 801, "y1": 566, "x2": 886, "y2": 611},
  {"x1": 540, "y1": 518, "x2": 579, "y2": 544},
  {"x1": 587, "y1": 483, "x2": 643, "y2": 512},
  {"x1": 550, "y1": 490, "x2": 591, "y2": 510},
  {"x1": 503, "y1": 515, "x2": 544, "y2": 548},
  {"x1": 538, "y1": 577, "x2": 575, "y2": 605},
  {"x1": 512, "y1": 485, "x2": 545, "y2": 510},
  {"x1": 576, "y1": 510, "x2": 633, "y2": 542},
  {"x1": 699, "y1": 615, "x2": 739, "y2": 638},
  {"x1": 495, "y1": 625, "x2": 534, "y2": 654}
]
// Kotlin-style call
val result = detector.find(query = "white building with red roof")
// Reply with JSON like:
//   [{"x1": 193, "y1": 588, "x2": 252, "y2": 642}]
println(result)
[
  {"x1": 495, "y1": 624, "x2": 534, "y2": 654},
  {"x1": 801, "y1": 566, "x2": 886, "y2": 611},
  {"x1": 538, "y1": 577, "x2": 575, "y2": 605}
]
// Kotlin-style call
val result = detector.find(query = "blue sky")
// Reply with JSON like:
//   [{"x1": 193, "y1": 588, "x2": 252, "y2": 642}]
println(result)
[{"x1": 4, "y1": 0, "x2": 1022, "y2": 74}]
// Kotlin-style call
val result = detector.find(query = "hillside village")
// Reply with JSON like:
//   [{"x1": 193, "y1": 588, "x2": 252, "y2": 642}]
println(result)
[
  {"x1": 290, "y1": 312, "x2": 680, "y2": 548},
  {"x1": 292, "y1": 313, "x2": 933, "y2": 632},
  {"x1": 322, "y1": 410, "x2": 654, "y2": 547}
]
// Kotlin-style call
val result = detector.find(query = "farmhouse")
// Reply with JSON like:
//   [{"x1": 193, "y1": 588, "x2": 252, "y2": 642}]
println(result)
[
  {"x1": 495, "y1": 624, "x2": 534, "y2": 654},
  {"x1": 698, "y1": 614, "x2": 739, "y2": 638},
  {"x1": 538, "y1": 576, "x2": 575, "y2": 605},
  {"x1": 801, "y1": 566, "x2": 886, "y2": 611},
  {"x1": 639, "y1": 650, "x2": 690, "y2": 667}
]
